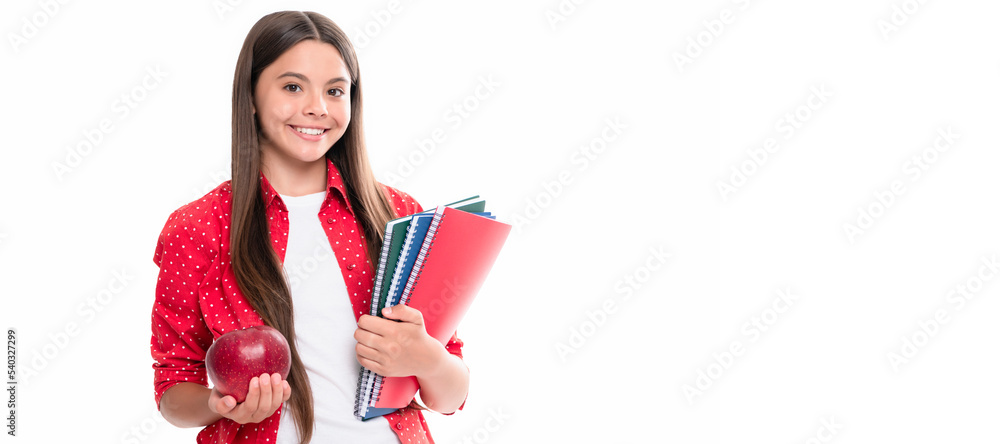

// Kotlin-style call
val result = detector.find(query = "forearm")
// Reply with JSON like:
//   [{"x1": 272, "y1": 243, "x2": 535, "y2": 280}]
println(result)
[
  {"x1": 416, "y1": 349, "x2": 469, "y2": 414},
  {"x1": 159, "y1": 382, "x2": 223, "y2": 428}
]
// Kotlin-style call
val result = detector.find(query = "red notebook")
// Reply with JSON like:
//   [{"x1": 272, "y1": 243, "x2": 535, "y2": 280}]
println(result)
[{"x1": 367, "y1": 205, "x2": 511, "y2": 412}]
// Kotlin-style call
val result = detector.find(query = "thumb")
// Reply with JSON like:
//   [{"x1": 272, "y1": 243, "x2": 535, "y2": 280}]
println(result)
[
  {"x1": 218, "y1": 395, "x2": 237, "y2": 413},
  {"x1": 382, "y1": 304, "x2": 422, "y2": 324}
]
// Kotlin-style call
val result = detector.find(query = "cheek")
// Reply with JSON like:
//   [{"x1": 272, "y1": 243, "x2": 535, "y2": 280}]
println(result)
[
  {"x1": 257, "y1": 97, "x2": 293, "y2": 125},
  {"x1": 270, "y1": 103, "x2": 298, "y2": 124},
  {"x1": 333, "y1": 101, "x2": 352, "y2": 126}
]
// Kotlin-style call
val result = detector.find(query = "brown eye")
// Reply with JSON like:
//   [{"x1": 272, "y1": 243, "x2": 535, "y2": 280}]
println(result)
[{"x1": 284, "y1": 84, "x2": 302, "y2": 92}]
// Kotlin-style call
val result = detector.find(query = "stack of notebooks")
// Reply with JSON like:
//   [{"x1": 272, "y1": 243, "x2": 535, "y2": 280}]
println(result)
[{"x1": 354, "y1": 195, "x2": 512, "y2": 420}]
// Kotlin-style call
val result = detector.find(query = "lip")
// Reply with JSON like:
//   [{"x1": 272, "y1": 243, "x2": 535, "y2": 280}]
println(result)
[{"x1": 288, "y1": 125, "x2": 329, "y2": 141}]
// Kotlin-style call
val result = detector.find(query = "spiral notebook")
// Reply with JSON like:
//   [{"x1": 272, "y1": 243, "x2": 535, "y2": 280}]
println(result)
[{"x1": 354, "y1": 204, "x2": 511, "y2": 420}]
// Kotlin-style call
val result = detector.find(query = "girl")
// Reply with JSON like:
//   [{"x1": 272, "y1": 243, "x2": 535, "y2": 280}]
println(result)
[{"x1": 150, "y1": 11, "x2": 468, "y2": 444}]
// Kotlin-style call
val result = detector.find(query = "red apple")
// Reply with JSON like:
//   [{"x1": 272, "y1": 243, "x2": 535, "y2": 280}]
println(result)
[{"x1": 205, "y1": 325, "x2": 291, "y2": 403}]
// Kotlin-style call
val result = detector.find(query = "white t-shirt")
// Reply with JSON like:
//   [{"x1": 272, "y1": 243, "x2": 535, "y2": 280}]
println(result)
[{"x1": 274, "y1": 190, "x2": 399, "y2": 444}]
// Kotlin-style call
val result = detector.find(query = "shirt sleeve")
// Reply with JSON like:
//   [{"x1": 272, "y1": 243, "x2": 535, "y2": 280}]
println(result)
[
  {"x1": 447, "y1": 331, "x2": 467, "y2": 412},
  {"x1": 383, "y1": 184, "x2": 424, "y2": 217},
  {"x1": 149, "y1": 207, "x2": 217, "y2": 411},
  {"x1": 444, "y1": 332, "x2": 464, "y2": 359}
]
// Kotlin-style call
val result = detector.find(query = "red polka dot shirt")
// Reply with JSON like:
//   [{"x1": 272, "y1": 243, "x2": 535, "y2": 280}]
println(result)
[{"x1": 150, "y1": 157, "x2": 464, "y2": 443}]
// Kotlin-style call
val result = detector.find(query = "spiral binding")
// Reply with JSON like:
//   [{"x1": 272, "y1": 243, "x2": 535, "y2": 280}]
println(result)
[
  {"x1": 353, "y1": 381, "x2": 364, "y2": 418},
  {"x1": 370, "y1": 373, "x2": 384, "y2": 406},
  {"x1": 369, "y1": 228, "x2": 394, "y2": 316},
  {"x1": 357, "y1": 369, "x2": 384, "y2": 418},
  {"x1": 359, "y1": 364, "x2": 378, "y2": 415},
  {"x1": 386, "y1": 219, "x2": 424, "y2": 306},
  {"x1": 399, "y1": 206, "x2": 446, "y2": 305},
  {"x1": 355, "y1": 227, "x2": 397, "y2": 419}
]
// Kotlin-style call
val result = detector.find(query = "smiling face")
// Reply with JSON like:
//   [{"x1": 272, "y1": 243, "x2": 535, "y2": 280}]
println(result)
[{"x1": 253, "y1": 39, "x2": 351, "y2": 172}]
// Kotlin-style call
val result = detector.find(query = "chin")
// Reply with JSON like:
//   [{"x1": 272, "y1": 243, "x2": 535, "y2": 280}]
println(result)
[{"x1": 296, "y1": 152, "x2": 329, "y2": 163}]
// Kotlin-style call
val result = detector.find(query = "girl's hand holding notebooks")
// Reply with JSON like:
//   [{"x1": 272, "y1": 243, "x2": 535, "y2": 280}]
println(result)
[{"x1": 354, "y1": 304, "x2": 448, "y2": 378}]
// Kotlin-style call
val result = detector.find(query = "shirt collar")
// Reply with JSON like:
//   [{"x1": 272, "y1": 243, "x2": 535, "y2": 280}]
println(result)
[{"x1": 258, "y1": 157, "x2": 354, "y2": 215}]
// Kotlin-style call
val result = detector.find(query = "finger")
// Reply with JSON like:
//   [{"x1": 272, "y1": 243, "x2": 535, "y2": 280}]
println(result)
[
  {"x1": 357, "y1": 315, "x2": 390, "y2": 335},
  {"x1": 357, "y1": 356, "x2": 382, "y2": 374},
  {"x1": 210, "y1": 388, "x2": 236, "y2": 415},
  {"x1": 239, "y1": 376, "x2": 260, "y2": 418},
  {"x1": 354, "y1": 327, "x2": 382, "y2": 347},
  {"x1": 218, "y1": 395, "x2": 237, "y2": 414},
  {"x1": 281, "y1": 380, "x2": 291, "y2": 403},
  {"x1": 357, "y1": 314, "x2": 376, "y2": 330},
  {"x1": 268, "y1": 373, "x2": 283, "y2": 411},
  {"x1": 256, "y1": 373, "x2": 273, "y2": 418},
  {"x1": 383, "y1": 304, "x2": 423, "y2": 325},
  {"x1": 355, "y1": 342, "x2": 381, "y2": 362}
]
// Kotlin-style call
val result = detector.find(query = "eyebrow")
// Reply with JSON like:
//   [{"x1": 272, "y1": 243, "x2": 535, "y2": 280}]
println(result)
[{"x1": 277, "y1": 72, "x2": 348, "y2": 85}]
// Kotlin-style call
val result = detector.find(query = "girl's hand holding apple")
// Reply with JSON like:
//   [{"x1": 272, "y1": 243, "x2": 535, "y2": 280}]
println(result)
[{"x1": 208, "y1": 372, "x2": 291, "y2": 424}]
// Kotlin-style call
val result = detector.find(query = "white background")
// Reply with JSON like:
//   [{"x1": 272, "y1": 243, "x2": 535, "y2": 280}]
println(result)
[{"x1": 2, "y1": 0, "x2": 998, "y2": 443}]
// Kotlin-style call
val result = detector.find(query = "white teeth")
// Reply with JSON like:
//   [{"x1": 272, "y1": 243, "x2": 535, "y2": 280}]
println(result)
[{"x1": 294, "y1": 127, "x2": 324, "y2": 136}]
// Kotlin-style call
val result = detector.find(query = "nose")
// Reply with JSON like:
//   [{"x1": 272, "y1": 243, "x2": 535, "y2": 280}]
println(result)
[{"x1": 304, "y1": 91, "x2": 328, "y2": 117}]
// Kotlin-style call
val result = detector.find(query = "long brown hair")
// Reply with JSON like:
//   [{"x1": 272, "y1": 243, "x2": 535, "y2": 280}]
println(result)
[{"x1": 229, "y1": 11, "x2": 396, "y2": 443}]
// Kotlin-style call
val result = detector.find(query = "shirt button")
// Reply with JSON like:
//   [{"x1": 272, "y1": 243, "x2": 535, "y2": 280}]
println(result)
[
  {"x1": 395, "y1": 423, "x2": 403, "y2": 430},
  {"x1": 347, "y1": 264, "x2": 355, "y2": 270},
  {"x1": 327, "y1": 218, "x2": 335, "y2": 224}
]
